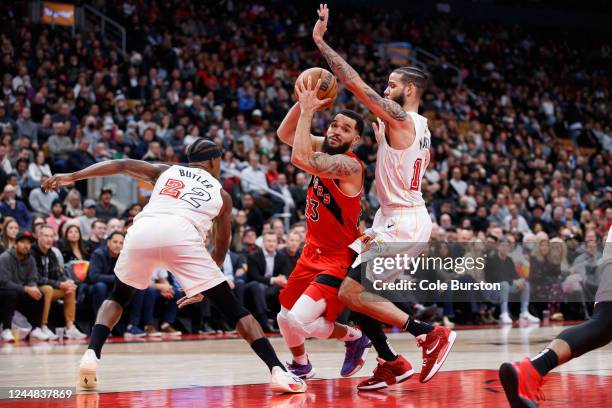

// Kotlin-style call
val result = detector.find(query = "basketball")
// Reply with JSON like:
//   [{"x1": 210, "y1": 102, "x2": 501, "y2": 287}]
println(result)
[{"x1": 296, "y1": 67, "x2": 338, "y2": 110}]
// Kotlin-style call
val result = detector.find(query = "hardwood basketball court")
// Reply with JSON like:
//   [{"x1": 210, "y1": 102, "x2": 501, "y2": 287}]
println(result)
[{"x1": 1, "y1": 323, "x2": 610, "y2": 407}]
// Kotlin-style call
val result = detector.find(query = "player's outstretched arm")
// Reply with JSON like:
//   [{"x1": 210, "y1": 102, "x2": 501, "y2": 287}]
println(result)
[
  {"x1": 210, "y1": 189, "x2": 233, "y2": 267},
  {"x1": 42, "y1": 159, "x2": 170, "y2": 192},
  {"x1": 291, "y1": 77, "x2": 361, "y2": 180},
  {"x1": 312, "y1": 4, "x2": 408, "y2": 125}
]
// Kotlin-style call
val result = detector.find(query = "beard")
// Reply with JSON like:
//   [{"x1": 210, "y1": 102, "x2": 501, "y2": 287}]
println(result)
[
  {"x1": 389, "y1": 92, "x2": 405, "y2": 107},
  {"x1": 322, "y1": 136, "x2": 352, "y2": 155}
]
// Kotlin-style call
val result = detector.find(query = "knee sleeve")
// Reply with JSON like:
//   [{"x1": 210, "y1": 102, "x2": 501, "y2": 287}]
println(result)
[
  {"x1": 557, "y1": 302, "x2": 612, "y2": 358},
  {"x1": 203, "y1": 281, "x2": 250, "y2": 327},
  {"x1": 286, "y1": 295, "x2": 333, "y2": 340},
  {"x1": 277, "y1": 307, "x2": 305, "y2": 348},
  {"x1": 108, "y1": 277, "x2": 138, "y2": 308},
  {"x1": 302, "y1": 316, "x2": 334, "y2": 339}
]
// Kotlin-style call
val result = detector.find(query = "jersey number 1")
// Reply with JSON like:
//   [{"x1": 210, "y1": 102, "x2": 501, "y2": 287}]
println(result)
[{"x1": 409, "y1": 158, "x2": 423, "y2": 191}]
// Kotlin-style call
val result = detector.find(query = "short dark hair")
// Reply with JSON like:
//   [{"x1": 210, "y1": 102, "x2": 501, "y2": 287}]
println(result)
[
  {"x1": 91, "y1": 219, "x2": 106, "y2": 229},
  {"x1": 107, "y1": 231, "x2": 125, "y2": 241},
  {"x1": 186, "y1": 137, "x2": 221, "y2": 163},
  {"x1": 393, "y1": 66, "x2": 429, "y2": 92},
  {"x1": 336, "y1": 109, "x2": 364, "y2": 136}
]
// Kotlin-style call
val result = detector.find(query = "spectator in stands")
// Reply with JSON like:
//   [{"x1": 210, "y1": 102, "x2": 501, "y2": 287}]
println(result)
[
  {"x1": 280, "y1": 230, "x2": 302, "y2": 272},
  {"x1": 87, "y1": 231, "x2": 124, "y2": 316},
  {"x1": 28, "y1": 175, "x2": 58, "y2": 214},
  {"x1": 45, "y1": 199, "x2": 71, "y2": 234},
  {"x1": 484, "y1": 237, "x2": 540, "y2": 325},
  {"x1": 143, "y1": 270, "x2": 183, "y2": 336},
  {"x1": 529, "y1": 234, "x2": 564, "y2": 320},
  {"x1": 241, "y1": 193, "x2": 264, "y2": 235},
  {"x1": 290, "y1": 173, "x2": 309, "y2": 219},
  {"x1": 17, "y1": 107, "x2": 38, "y2": 144},
  {"x1": 1, "y1": 217, "x2": 19, "y2": 253},
  {"x1": 1, "y1": 184, "x2": 31, "y2": 228},
  {"x1": 69, "y1": 138, "x2": 97, "y2": 172},
  {"x1": 32, "y1": 225, "x2": 86, "y2": 340},
  {"x1": 240, "y1": 153, "x2": 268, "y2": 196},
  {"x1": 60, "y1": 224, "x2": 89, "y2": 262},
  {"x1": 95, "y1": 188, "x2": 119, "y2": 222},
  {"x1": 31, "y1": 217, "x2": 46, "y2": 239},
  {"x1": 14, "y1": 158, "x2": 36, "y2": 196},
  {"x1": 63, "y1": 189, "x2": 83, "y2": 218},
  {"x1": 47, "y1": 123, "x2": 73, "y2": 172},
  {"x1": 0, "y1": 230, "x2": 48, "y2": 341},
  {"x1": 85, "y1": 220, "x2": 106, "y2": 255},
  {"x1": 246, "y1": 231, "x2": 290, "y2": 332},
  {"x1": 78, "y1": 199, "x2": 97, "y2": 240},
  {"x1": 571, "y1": 239, "x2": 602, "y2": 300},
  {"x1": 106, "y1": 218, "x2": 125, "y2": 235}
]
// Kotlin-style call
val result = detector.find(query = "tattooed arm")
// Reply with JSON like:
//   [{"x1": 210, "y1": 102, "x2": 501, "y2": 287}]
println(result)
[
  {"x1": 277, "y1": 102, "x2": 325, "y2": 150},
  {"x1": 313, "y1": 4, "x2": 409, "y2": 125},
  {"x1": 291, "y1": 77, "x2": 362, "y2": 180}
]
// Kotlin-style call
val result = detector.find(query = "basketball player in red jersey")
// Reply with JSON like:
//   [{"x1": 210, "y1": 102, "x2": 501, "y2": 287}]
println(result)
[
  {"x1": 312, "y1": 4, "x2": 456, "y2": 390},
  {"x1": 275, "y1": 77, "x2": 365, "y2": 379}
]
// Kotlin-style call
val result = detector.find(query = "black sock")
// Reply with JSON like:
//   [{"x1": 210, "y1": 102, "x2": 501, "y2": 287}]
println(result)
[
  {"x1": 530, "y1": 348, "x2": 559, "y2": 377},
  {"x1": 355, "y1": 312, "x2": 398, "y2": 361},
  {"x1": 404, "y1": 317, "x2": 434, "y2": 337},
  {"x1": 250, "y1": 337, "x2": 285, "y2": 373},
  {"x1": 88, "y1": 324, "x2": 111, "y2": 359}
]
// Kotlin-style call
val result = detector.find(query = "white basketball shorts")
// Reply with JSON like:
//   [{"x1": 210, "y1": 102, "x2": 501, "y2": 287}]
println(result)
[{"x1": 114, "y1": 218, "x2": 226, "y2": 298}]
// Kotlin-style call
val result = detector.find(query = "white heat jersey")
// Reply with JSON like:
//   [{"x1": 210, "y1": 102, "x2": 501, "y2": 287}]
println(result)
[
  {"x1": 375, "y1": 111, "x2": 431, "y2": 209},
  {"x1": 129, "y1": 165, "x2": 224, "y2": 248}
]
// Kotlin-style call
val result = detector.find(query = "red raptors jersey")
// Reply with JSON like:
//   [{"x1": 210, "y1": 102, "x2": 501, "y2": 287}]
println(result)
[{"x1": 304, "y1": 153, "x2": 363, "y2": 251}]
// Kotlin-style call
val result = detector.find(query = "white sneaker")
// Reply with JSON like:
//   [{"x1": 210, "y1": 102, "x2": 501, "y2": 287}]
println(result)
[
  {"x1": 1, "y1": 329, "x2": 15, "y2": 342},
  {"x1": 270, "y1": 366, "x2": 307, "y2": 393},
  {"x1": 499, "y1": 313, "x2": 513, "y2": 325},
  {"x1": 78, "y1": 349, "x2": 99, "y2": 389},
  {"x1": 520, "y1": 311, "x2": 541, "y2": 324},
  {"x1": 66, "y1": 326, "x2": 87, "y2": 340},
  {"x1": 42, "y1": 325, "x2": 59, "y2": 340},
  {"x1": 442, "y1": 316, "x2": 456, "y2": 328},
  {"x1": 30, "y1": 327, "x2": 50, "y2": 341}
]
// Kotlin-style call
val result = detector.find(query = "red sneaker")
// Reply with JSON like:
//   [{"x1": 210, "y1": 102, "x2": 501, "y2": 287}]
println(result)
[
  {"x1": 416, "y1": 326, "x2": 456, "y2": 383},
  {"x1": 357, "y1": 356, "x2": 414, "y2": 391},
  {"x1": 499, "y1": 358, "x2": 544, "y2": 408}
]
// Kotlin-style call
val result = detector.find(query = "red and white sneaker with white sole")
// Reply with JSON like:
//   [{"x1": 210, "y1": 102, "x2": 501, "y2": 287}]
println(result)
[
  {"x1": 417, "y1": 326, "x2": 457, "y2": 383},
  {"x1": 357, "y1": 355, "x2": 414, "y2": 391}
]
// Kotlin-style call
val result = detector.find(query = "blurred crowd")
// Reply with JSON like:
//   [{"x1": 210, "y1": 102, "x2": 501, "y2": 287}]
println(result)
[{"x1": 0, "y1": 0, "x2": 610, "y2": 340}]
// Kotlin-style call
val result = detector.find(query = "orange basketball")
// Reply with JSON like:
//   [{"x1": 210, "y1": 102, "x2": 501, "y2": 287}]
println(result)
[{"x1": 295, "y1": 67, "x2": 338, "y2": 110}]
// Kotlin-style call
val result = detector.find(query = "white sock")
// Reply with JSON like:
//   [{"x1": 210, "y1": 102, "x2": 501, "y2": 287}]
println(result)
[
  {"x1": 340, "y1": 326, "x2": 362, "y2": 341},
  {"x1": 294, "y1": 353, "x2": 308, "y2": 365}
]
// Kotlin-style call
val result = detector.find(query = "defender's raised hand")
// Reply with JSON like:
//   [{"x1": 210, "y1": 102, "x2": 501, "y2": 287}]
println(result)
[{"x1": 312, "y1": 4, "x2": 329, "y2": 44}]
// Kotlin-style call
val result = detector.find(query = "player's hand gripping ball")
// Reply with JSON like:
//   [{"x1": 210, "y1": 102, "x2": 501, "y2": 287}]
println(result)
[{"x1": 295, "y1": 67, "x2": 338, "y2": 111}]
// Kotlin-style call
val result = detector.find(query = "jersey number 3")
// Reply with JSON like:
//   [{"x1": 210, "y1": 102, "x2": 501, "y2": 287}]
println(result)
[{"x1": 305, "y1": 198, "x2": 319, "y2": 222}]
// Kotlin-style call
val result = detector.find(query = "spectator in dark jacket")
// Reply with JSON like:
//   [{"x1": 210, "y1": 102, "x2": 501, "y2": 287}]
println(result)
[
  {"x1": 279, "y1": 230, "x2": 302, "y2": 274},
  {"x1": 95, "y1": 188, "x2": 119, "y2": 222},
  {"x1": 245, "y1": 231, "x2": 290, "y2": 331},
  {"x1": 485, "y1": 237, "x2": 539, "y2": 325},
  {"x1": 0, "y1": 230, "x2": 49, "y2": 341},
  {"x1": 1, "y1": 184, "x2": 31, "y2": 228},
  {"x1": 32, "y1": 225, "x2": 85, "y2": 339},
  {"x1": 87, "y1": 231, "x2": 124, "y2": 315}
]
